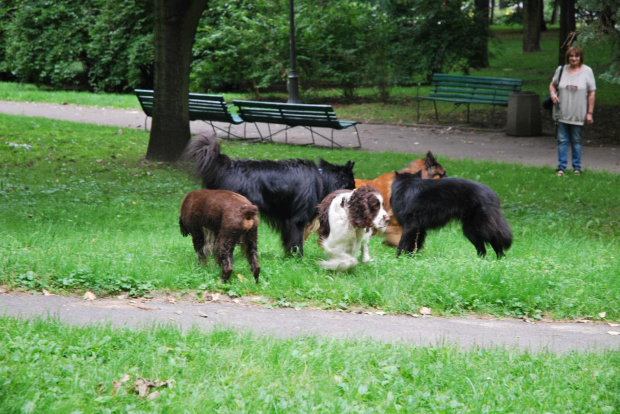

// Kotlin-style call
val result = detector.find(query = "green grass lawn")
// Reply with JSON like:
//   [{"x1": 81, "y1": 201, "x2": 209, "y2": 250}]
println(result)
[
  {"x1": 1, "y1": 318, "x2": 618, "y2": 413},
  {"x1": 1, "y1": 114, "x2": 618, "y2": 322},
  {"x1": 1, "y1": 28, "x2": 619, "y2": 413}
]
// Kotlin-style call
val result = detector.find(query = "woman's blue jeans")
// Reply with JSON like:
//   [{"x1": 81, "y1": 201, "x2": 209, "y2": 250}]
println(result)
[{"x1": 557, "y1": 122, "x2": 582, "y2": 171}]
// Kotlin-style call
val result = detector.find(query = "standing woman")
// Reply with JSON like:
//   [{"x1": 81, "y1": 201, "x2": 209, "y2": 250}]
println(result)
[{"x1": 549, "y1": 46, "x2": 596, "y2": 176}]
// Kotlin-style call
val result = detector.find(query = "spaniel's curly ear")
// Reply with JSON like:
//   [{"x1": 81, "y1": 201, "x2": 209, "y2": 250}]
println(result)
[{"x1": 348, "y1": 185, "x2": 381, "y2": 228}]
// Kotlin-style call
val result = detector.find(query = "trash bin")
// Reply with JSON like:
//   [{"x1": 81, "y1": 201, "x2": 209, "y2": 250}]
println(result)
[{"x1": 506, "y1": 92, "x2": 542, "y2": 136}]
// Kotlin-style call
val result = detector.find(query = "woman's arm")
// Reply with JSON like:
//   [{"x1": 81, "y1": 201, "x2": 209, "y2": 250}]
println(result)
[{"x1": 586, "y1": 90, "x2": 595, "y2": 124}]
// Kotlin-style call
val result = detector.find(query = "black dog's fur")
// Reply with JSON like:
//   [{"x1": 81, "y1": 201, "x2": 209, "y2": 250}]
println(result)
[
  {"x1": 183, "y1": 132, "x2": 356, "y2": 255},
  {"x1": 391, "y1": 171, "x2": 512, "y2": 258}
]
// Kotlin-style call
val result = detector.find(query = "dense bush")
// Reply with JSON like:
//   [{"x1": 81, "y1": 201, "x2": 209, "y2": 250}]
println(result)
[
  {"x1": 3, "y1": 0, "x2": 578, "y2": 94},
  {"x1": 0, "y1": 0, "x2": 152, "y2": 92},
  {"x1": 1, "y1": 0, "x2": 94, "y2": 88}
]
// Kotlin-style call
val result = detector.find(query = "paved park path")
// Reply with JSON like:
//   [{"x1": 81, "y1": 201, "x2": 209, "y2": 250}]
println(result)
[{"x1": 1, "y1": 100, "x2": 619, "y2": 352}]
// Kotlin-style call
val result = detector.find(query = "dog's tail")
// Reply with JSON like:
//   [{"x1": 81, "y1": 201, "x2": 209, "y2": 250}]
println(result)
[
  {"x1": 489, "y1": 207, "x2": 513, "y2": 254},
  {"x1": 183, "y1": 132, "x2": 227, "y2": 186},
  {"x1": 179, "y1": 217, "x2": 190, "y2": 237}
]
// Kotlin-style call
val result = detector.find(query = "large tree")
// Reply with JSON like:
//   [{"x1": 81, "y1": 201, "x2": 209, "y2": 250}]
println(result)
[
  {"x1": 471, "y1": 0, "x2": 490, "y2": 68},
  {"x1": 558, "y1": 0, "x2": 576, "y2": 65},
  {"x1": 523, "y1": 0, "x2": 542, "y2": 52},
  {"x1": 146, "y1": 0, "x2": 207, "y2": 162}
]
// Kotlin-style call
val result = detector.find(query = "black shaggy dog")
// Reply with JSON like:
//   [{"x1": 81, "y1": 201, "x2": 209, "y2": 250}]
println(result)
[
  {"x1": 183, "y1": 132, "x2": 356, "y2": 256},
  {"x1": 391, "y1": 171, "x2": 512, "y2": 258}
]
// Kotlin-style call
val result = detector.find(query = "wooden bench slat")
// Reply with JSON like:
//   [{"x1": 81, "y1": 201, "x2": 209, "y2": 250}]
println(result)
[
  {"x1": 233, "y1": 100, "x2": 361, "y2": 148},
  {"x1": 134, "y1": 89, "x2": 244, "y2": 139},
  {"x1": 416, "y1": 74, "x2": 523, "y2": 123}
]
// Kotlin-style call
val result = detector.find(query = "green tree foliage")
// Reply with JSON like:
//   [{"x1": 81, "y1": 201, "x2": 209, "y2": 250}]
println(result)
[
  {"x1": 87, "y1": 0, "x2": 154, "y2": 92},
  {"x1": 576, "y1": 0, "x2": 620, "y2": 84},
  {"x1": 12, "y1": 0, "x2": 618, "y2": 94},
  {"x1": 390, "y1": 0, "x2": 482, "y2": 81},
  {"x1": 0, "y1": 0, "x2": 152, "y2": 91},
  {"x1": 1, "y1": 0, "x2": 94, "y2": 88}
]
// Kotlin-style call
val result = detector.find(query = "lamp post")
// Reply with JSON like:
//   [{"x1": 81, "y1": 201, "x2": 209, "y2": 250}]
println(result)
[{"x1": 287, "y1": 0, "x2": 301, "y2": 103}]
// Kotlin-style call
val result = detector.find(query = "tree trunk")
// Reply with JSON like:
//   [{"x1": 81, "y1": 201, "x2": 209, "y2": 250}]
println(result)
[
  {"x1": 539, "y1": 0, "x2": 547, "y2": 31},
  {"x1": 471, "y1": 0, "x2": 490, "y2": 68},
  {"x1": 558, "y1": 0, "x2": 576, "y2": 66},
  {"x1": 146, "y1": 0, "x2": 207, "y2": 162},
  {"x1": 550, "y1": 0, "x2": 559, "y2": 25},
  {"x1": 523, "y1": 0, "x2": 542, "y2": 53}
]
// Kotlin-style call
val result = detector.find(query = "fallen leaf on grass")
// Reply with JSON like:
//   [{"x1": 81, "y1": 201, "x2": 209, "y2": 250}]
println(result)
[
  {"x1": 43, "y1": 289, "x2": 54, "y2": 296},
  {"x1": 609, "y1": 323, "x2": 620, "y2": 327},
  {"x1": 133, "y1": 378, "x2": 172, "y2": 398},
  {"x1": 420, "y1": 306, "x2": 432, "y2": 316},
  {"x1": 598, "y1": 311, "x2": 606, "y2": 318},
  {"x1": 84, "y1": 291, "x2": 97, "y2": 301},
  {"x1": 203, "y1": 292, "x2": 220, "y2": 302},
  {"x1": 112, "y1": 374, "x2": 132, "y2": 395}
]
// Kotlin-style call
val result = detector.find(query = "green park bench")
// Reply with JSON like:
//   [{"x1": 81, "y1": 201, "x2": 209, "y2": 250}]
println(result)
[
  {"x1": 232, "y1": 100, "x2": 362, "y2": 148},
  {"x1": 134, "y1": 89, "x2": 244, "y2": 138},
  {"x1": 416, "y1": 74, "x2": 523, "y2": 123}
]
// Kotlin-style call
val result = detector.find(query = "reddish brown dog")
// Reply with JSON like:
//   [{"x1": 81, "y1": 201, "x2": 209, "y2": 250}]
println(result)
[
  {"x1": 354, "y1": 151, "x2": 446, "y2": 246},
  {"x1": 179, "y1": 189, "x2": 260, "y2": 283}
]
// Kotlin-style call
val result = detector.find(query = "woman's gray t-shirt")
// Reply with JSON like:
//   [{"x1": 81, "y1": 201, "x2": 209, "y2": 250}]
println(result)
[{"x1": 552, "y1": 64, "x2": 596, "y2": 126}]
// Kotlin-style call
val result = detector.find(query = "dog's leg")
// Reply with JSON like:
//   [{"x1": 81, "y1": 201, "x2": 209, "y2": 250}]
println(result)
[
  {"x1": 190, "y1": 229, "x2": 208, "y2": 264},
  {"x1": 320, "y1": 253, "x2": 358, "y2": 271},
  {"x1": 281, "y1": 220, "x2": 305, "y2": 256},
  {"x1": 360, "y1": 228, "x2": 373, "y2": 263},
  {"x1": 216, "y1": 233, "x2": 237, "y2": 283},
  {"x1": 462, "y1": 221, "x2": 487, "y2": 258},
  {"x1": 397, "y1": 226, "x2": 426, "y2": 256},
  {"x1": 242, "y1": 228, "x2": 261, "y2": 283}
]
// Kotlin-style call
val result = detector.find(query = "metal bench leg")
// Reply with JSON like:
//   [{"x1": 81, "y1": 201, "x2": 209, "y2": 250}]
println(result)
[
  {"x1": 467, "y1": 104, "x2": 470, "y2": 123},
  {"x1": 353, "y1": 125, "x2": 361, "y2": 148},
  {"x1": 417, "y1": 100, "x2": 421, "y2": 123},
  {"x1": 433, "y1": 101, "x2": 439, "y2": 121},
  {"x1": 254, "y1": 123, "x2": 265, "y2": 142}
]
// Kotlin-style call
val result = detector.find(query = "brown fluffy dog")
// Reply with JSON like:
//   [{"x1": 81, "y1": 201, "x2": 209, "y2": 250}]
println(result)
[
  {"x1": 354, "y1": 151, "x2": 446, "y2": 246},
  {"x1": 179, "y1": 189, "x2": 260, "y2": 283}
]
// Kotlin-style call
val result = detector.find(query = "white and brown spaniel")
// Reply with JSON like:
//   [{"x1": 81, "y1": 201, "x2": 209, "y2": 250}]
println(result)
[
  {"x1": 316, "y1": 185, "x2": 390, "y2": 271},
  {"x1": 179, "y1": 189, "x2": 260, "y2": 283}
]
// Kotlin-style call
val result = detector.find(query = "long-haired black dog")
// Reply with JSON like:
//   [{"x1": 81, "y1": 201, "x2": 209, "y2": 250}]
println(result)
[
  {"x1": 391, "y1": 171, "x2": 512, "y2": 258},
  {"x1": 183, "y1": 132, "x2": 356, "y2": 256}
]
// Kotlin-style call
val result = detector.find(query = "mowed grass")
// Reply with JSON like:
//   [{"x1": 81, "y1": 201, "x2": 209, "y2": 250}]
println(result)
[
  {"x1": 1, "y1": 114, "x2": 618, "y2": 322},
  {"x1": 1, "y1": 317, "x2": 619, "y2": 413}
]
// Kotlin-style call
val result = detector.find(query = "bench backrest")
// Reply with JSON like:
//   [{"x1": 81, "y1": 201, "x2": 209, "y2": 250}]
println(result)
[
  {"x1": 430, "y1": 74, "x2": 523, "y2": 104},
  {"x1": 134, "y1": 89, "x2": 236, "y2": 122},
  {"x1": 234, "y1": 100, "x2": 341, "y2": 128}
]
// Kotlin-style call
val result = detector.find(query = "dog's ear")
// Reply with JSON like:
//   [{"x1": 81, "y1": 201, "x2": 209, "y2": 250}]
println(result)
[
  {"x1": 345, "y1": 161, "x2": 355, "y2": 170},
  {"x1": 425, "y1": 151, "x2": 437, "y2": 169}
]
